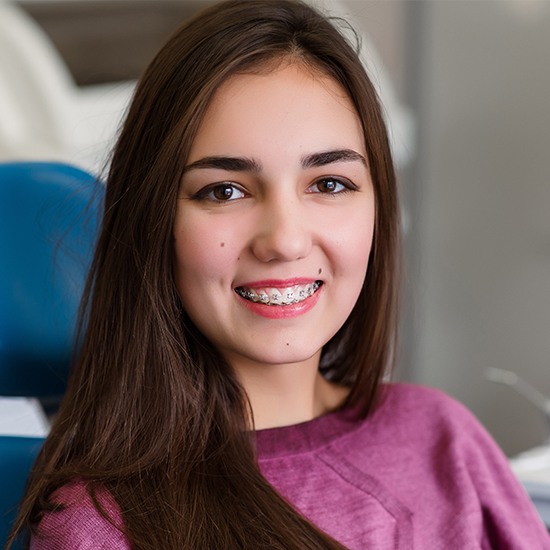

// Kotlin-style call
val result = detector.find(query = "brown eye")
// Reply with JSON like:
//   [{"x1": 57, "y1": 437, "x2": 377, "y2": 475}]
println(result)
[
  {"x1": 213, "y1": 184, "x2": 237, "y2": 200},
  {"x1": 310, "y1": 177, "x2": 352, "y2": 194},
  {"x1": 193, "y1": 183, "x2": 247, "y2": 203}
]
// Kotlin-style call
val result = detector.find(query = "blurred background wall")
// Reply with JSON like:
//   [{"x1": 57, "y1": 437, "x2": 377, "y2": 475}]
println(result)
[
  {"x1": 3, "y1": 0, "x2": 550, "y2": 456},
  {"x1": 349, "y1": 0, "x2": 550, "y2": 457},
  {"x1": 403, "y1": 0, "x2": 550, "y2": 457}
]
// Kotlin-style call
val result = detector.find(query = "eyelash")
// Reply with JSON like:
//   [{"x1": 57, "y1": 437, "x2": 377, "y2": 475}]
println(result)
[
  {"x1": 191, "y1": 176, "x2": 358, "y2": 203},
  {"x1": 191, "y1": 182, "x2": 247, "y2": 203},
  {"x1": 308, "y1": 177, "x2": 358, "y2": 195}
]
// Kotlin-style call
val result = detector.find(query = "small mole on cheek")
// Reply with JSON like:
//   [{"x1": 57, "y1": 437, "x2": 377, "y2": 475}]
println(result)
[
  {"x1": 318, "y1": 268, "x2": 322, "y2": 275},
  {"x1": 286, "y1": 342, "x2": 289, "y2": 346},
  {"x1": 220, "y1": 242, "x2": 225, "y2": 247}
]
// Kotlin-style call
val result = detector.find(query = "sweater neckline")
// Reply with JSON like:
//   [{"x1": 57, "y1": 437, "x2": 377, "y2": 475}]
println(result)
[{"x1": 255, "y1": 401, "x2": 365, "y2": 459}]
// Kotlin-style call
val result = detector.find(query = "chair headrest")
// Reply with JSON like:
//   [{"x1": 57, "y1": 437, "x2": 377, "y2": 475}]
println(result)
[{"x1": 0, "y1": 162, "x2": 103, "y2": 398}]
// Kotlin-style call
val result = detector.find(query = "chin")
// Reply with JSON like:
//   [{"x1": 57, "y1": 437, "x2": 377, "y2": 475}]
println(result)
[{"x1": 239, "y1": 347, "x2": 322, "y2": 368}]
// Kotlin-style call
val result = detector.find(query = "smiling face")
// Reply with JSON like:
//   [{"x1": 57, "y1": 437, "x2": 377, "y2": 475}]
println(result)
[{"x1": 173, "y1": 62, "x2": 375, "y2": 378}]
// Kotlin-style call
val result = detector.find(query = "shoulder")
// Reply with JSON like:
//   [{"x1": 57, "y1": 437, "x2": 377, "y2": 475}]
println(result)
[
  {"x1": 369, "y1": 382, "x2": 480, "y2": 437},
  {"x1": 378, "y1": 382, "x2": 468, "y2": 415},
  {"x1": 352, "y1": 382, "x2": 510, "y2": 468},
  {"x1": 30, "y1": 481, "x2": 131, "y2": 550},
  {"x1": 373, "y1": 385, "x2": 549, "y2": 512}
]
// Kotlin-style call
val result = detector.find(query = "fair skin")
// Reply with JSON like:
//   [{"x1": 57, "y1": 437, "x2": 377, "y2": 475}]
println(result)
[{"x1": 174, "y1": 62, "x2": 375, "y2": 429}]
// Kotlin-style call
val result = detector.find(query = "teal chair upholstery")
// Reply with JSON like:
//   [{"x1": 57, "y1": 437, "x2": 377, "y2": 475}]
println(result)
[
  {"x1": 0, "y1": 436, "x2": 45, "y2": 548},
  {"x1": 0, "y1": 161, "x2": 103, "y2": 548},
  {"x1": 0, "y1": 161, "x2": 103, "y2": 399}
]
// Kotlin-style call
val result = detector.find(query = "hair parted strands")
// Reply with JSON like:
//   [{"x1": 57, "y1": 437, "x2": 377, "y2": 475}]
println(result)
[{"x1": 9, "y1": 1, "x2": 400, "y2": 548}]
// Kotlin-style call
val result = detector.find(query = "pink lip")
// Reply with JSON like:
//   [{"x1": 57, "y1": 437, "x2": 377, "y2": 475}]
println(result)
[
  {"x1": 235, "y1": 282, "x2": 323, "y2": 319},
  {"x1": 236, "y1": 277, "x2": 318, "y2": 289}
]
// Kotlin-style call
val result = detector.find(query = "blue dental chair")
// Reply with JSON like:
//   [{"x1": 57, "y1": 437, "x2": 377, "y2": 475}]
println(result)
[
  {"x1": 0, "y1": 161, "x2": 103, "y2": 548},
  {"x1": 0, "y1": 436, "x2": 46, "y2": 548}
]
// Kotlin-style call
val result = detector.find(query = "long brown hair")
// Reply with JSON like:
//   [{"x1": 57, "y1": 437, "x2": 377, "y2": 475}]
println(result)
[{"x1": 10, "y1": 1, "x2": 399, "y2": 548}]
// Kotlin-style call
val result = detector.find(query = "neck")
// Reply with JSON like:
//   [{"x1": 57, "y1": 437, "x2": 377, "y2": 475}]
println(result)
[{"x1": 230, "y1": 352, "x2": 349, "y2": 430}]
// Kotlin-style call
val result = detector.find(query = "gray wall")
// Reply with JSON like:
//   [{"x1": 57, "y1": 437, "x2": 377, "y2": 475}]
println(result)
[{"x1": 349, "y1": 0, "x2": 550, "y2": 457}]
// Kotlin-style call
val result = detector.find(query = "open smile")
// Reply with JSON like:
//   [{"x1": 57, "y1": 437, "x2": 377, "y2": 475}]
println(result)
[{"x1": 235, "y1": 281, "x2": 323, "y2": 306}]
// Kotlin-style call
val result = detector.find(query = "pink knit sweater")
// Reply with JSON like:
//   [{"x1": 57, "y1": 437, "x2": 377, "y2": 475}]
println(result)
[{"x1": 30, "y1": 384, "x2": 550, "y2": 549}]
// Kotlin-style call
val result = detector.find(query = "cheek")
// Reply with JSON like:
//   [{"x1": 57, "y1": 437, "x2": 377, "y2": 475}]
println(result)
[
  {"x1": 333, "y1": 216, "x2": 374, "y2": 323},
  {"x1": 173, "y1": 216, "x2": 240, "y2": 288},
  {"x1": 330, "y1": 206, "x2": 375, "y2": 279}
]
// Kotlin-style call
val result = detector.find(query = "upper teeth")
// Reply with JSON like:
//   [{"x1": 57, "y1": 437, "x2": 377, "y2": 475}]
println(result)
[{"x1": 236, "y1": 281, "x2": 321, "y2": 306}]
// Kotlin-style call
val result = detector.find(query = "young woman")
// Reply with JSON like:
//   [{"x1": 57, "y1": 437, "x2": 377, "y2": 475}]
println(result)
[{"x1": 10, "y1": 0, "x2": 549, "y2": 548}]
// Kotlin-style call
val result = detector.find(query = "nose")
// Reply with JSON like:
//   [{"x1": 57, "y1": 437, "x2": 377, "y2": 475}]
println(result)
[{"x1": 250, "y1": 198, "x2": 312, "y2": 263}]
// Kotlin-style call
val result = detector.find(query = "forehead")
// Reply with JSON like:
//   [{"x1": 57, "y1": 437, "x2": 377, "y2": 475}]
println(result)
[{"x1": 187, "y1": 62, "x2": 365, "y2": 162}]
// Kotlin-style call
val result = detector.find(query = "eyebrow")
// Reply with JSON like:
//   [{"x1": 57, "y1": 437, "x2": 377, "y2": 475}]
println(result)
[
  {"x1": 183, "y1": 156, "x2": 261, "y2": 173},
  {"x1": 183, "y1": 149, "x2": 366, "y2": 173},
  {"x1": 301, "y1": 149, "x2": 367, "y2": 169}
]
